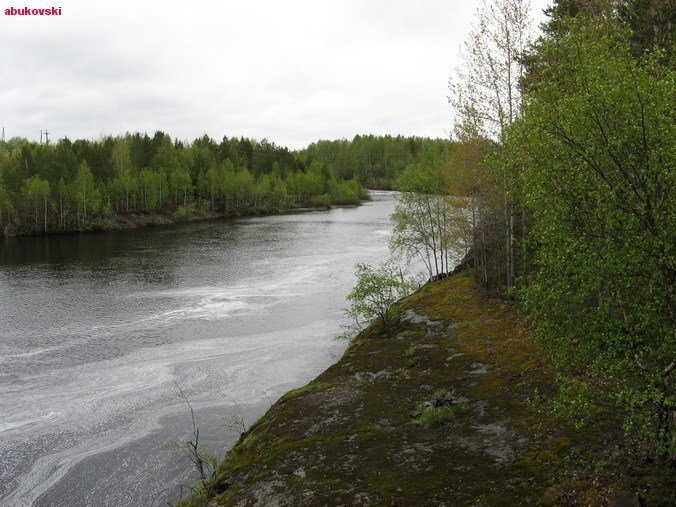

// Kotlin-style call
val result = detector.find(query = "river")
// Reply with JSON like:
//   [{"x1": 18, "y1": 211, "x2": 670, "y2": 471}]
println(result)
[{"x1": 0, "y1": 191, "x2": 400, "y2": 506}]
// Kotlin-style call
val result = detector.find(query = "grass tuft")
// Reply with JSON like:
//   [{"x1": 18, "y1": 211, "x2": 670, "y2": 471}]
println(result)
[{"x1": 415, "y1": 403, "x2": 464, "y2": 427}]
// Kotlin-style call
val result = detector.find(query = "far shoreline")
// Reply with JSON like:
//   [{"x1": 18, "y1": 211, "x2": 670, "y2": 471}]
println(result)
[{"x1": 0, "y1": 196, "x2": 375, "y2": 240}]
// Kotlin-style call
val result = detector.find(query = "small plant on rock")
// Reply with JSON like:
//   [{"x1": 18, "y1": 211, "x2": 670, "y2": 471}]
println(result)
[
  {"x1": 413, "y1": 390, "x2": 465, "y2": 427},
  {"x1": 344, "y1": 261, "x2": 414, "y2": 338}
]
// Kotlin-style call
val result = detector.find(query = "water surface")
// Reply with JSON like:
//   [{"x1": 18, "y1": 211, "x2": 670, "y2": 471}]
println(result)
[{"x1": 0, "y1": 191, "x2": 397, "y2": 506}]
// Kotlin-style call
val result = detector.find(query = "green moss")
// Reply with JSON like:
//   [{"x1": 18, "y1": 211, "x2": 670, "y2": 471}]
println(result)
[
  {"x1": 182, "y1": 274, "x2": 672, "y2": 507},
  {"x1": 405, "y1": 345, "x2": 419, "y2": 357},
  {"x1": 280, "y1": 382, "x2": 331, "y2": 401},
  {"x1": 353, "y1": 422, "x2": 389, "y2": 439}
]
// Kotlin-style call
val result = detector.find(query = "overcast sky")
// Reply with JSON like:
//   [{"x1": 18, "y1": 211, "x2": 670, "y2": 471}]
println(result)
[{"x1": 1, "y1": 0, "x2": 551, "y2": 149}]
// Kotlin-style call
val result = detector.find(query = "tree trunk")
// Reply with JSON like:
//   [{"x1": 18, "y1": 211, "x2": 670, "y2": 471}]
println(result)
[
  {"x1": 521, "y1": 208, "x2": 527, "y2": 280},
  {"x1": 509, "y1": 207, "x2": 515, "y2": 286}
]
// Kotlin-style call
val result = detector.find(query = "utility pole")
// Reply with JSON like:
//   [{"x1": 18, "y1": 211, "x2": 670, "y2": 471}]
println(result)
[
  {"x1": 44, "y1": 130, "x2": 50, "y2": 145},
  {"x1": 40, "y1": 130, "x2": 43, "y2": 144},
  {"x1": 1, "y1": 127, "x2": 5, "y2": 142}
]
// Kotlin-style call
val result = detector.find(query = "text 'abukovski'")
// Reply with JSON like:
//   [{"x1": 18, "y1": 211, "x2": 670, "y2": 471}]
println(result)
[{"x1": 4, "y1": 7, "x2": 62, "y2": 15}]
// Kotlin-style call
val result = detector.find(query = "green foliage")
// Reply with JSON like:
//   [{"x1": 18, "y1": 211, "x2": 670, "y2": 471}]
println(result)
[
  {"x1": 0, "y1": 179, "x2": 9, "y2": 227},
  {"x1": 309, "y1": 193, "x2": 331, "y2": 208},
  {"x1": 23, "y1": 175, "x2": 50, "y2": 231},
  {"x1": 282, "y1": 382, "x2": 331, "y2": 401},
  {"x1": 173, "y1": 206, "x2": 192, "y2": 220},
  {"x1": 413, "y1": 390, "x2": 465, "y2": 428},
  {"x1": 504, "y1": 17, "x2": 675, "y2": 457},
  {"x1": 415, "y1": 403, "x2": 464, "y2": 427},
  {"x1": 72, "y1": 160, "x2": 101, "y2": 227},
  {"x1": 345, "y1": 262, "x2": 414, "y2": 336},
  {"x1": 390, "y1": 156, "x2": 457, "y2": 280},
  {"x1": 444, "y1": 0, "x2": 674, "y2": 460},
  {"x1": 329, "y1": 178, "x2": 365, "y2": 205},
  {"x1": 0, "y1": 132, "x2": 368, "y2": 235},
  {"x1": 300, "y1": 135, "x2": 455, "y2": 187}
]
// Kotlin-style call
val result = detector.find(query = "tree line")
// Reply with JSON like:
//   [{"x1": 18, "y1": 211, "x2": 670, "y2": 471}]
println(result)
[
  {"x1": 0, "y1": 132, "x2": 370, "y2": 235},
  {"x1": 0, "y1": 132, "x2": 453, "y2": 236},
  {"x1": 300, "y1": 135, "x2": 455, "y2": 188}
]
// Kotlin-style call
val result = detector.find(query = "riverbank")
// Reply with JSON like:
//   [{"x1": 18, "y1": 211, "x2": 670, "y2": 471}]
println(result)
[
  {"x1": 1, "y1": 200, "x2": 365, "y2": 238},
  {"x1": 184, "y1": 274, "x2": 674, "y2": 506}
]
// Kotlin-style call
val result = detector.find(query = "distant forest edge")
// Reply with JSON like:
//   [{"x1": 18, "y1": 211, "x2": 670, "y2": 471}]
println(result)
[{"x1": 0, "y1": 133, "x2": 452, "y2": 236}]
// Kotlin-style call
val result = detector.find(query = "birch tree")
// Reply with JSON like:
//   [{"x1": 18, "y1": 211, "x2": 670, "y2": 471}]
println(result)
[
  {"x1": 0, "y1": 180, "x2": 8, "y2": 230},
  {"x1": 449, "y1": 0, "x2": 533, "y2": 287},
  {"x1": 24, "y1": 176, "x2": 50, "y2": 232},
  {"x1": 390, "y1": 158, "x2": 456, "y2": 280}
]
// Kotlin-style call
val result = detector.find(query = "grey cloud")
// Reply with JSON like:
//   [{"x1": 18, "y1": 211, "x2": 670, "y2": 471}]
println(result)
[{"x1": 0, "y1": 0, "x2": 551, "y2": 148}]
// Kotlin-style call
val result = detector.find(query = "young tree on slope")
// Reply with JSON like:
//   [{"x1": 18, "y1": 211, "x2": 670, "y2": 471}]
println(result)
[{"x1": 448, "y1": 0, "x2": 533, "y2": 288}]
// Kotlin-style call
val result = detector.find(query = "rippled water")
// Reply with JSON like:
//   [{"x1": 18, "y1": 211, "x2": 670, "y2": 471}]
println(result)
[{"x1": 0, "y1": 191, "x2": 399, "y2": 506}]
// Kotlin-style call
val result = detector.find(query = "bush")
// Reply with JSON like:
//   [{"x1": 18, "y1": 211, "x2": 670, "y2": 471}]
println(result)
[
  {"x1": 173, "y1": 205, "x2": 191, "y2": 220},
  {"x1": 506, "y1": 20, "x2": 675, "y2": 458},
  {"x1": 199, "y1": 199, "x2": 212, "y2": 213},
  {"x1": 345, "y1": 261, "x2": 414, "y2": 337},
  {"x1": 330, "y1": 179, "x2": 363, "y2": 205}
]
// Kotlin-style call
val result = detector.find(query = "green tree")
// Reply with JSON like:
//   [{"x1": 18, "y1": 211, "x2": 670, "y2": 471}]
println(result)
[
  {"x1": 449, "y1": 0, "x2": 533, "y2": 287},
  {"x1": 169, "y1": 167, "x2": 192, "y2": 206},
  {"x1": 390, "y1": 156, "x2": 456, "y2": 280},
  {"x1": 507, "y1": 18, "x2": 675, "y2": 458},
  {"x1": 139, "y1": 168, "x2": 166, "y2": 211},
  {"x1": 0, "y1": 132, "x2": 368, "y2": 234},
  {"x1": 23, "y1": 175, "x2": 50, "y2": 232},
  {"x1": 0, "y1": 179, "x2": 9, "y2": 230},
  {"x1": 111, "y1": 138, "x2": 132, "y2": 176},
  {"x1": 56, "y1": 177, "x2": 68, "y2": 230},
  {"x1": 345, "y1": 262, "x2": 413, "y2": 336},
  {"x1": 447, "y1": 138, "x2": 501, "y2": 286},
  {"x1": 204, "y1": 165, "x2": 218, "y2": 211},
  {"x1": 72, "y1": 160, "x2": 100, "y2": 228}
]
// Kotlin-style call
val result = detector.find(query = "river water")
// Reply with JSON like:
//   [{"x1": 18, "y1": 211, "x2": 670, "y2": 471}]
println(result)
[{"x1": 0, "y1": 191, "x2": 400, "y2": 506}]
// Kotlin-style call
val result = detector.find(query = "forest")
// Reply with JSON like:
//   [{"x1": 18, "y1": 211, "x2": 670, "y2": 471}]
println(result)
[
  {"x1": 300, "y1": 135, "x2": 454, "y2": 187},
  {"x1": 0, "y1": 133, "x2": 451, "y2": 236},
  {"x1": 371, "y1": 0, "x2": 674, "y2": 466},
  {"x1": 0, "y1": 133, "x2": 357, "y2": 235}
]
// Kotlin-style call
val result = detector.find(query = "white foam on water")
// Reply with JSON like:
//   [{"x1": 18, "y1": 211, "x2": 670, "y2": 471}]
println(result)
[
  {"x1": 0, "y1": 192, "x2": 401, "y2": 506},
  {"x1": 0, "y1": 412, "x2": 62, "y2": 434},
  {"x1": 1, "y1": 320, "x2": 345, "y2": 506},
  {"x1": 0, "y1": 346, "x2": 62, "y2": 363}
]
